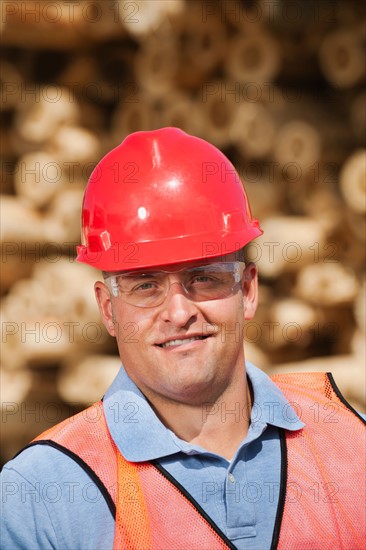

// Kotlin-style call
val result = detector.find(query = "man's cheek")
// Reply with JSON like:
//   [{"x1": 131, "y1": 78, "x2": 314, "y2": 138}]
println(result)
[
  {"x1": 219, "y1": 322, "x2": 244, "y2": 344},
  {"x1": 113, "y1": 321, "x2": 141, "y2": 345}
]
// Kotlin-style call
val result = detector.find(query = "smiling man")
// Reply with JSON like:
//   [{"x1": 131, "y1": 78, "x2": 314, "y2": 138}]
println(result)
[
  {"x1": 97, "y1": 257, "x2": 257, "y2": 461},
  {"x1": 1, "y1": 128, "x2": 365, "y2": 549}
]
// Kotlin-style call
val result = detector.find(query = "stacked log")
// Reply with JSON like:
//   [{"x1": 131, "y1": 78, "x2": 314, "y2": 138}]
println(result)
[
  {"x1": 339, "y1": 150, "x2": 366, "y2": 215},
  {"x1": 319, "y1": 29, "x2": 365, "y2": 89},
  {"x1": 1, "y1": 0, "x2": 365, "y2": 465},
  {"x1": 1, "y1": 259, "x2": 109, "y2": 368},
  {"x1": 230, "y1": 101, "x2": 276, "y2": 159},
  {"x1": 58, "y1": 355, "x2": 121, "y2": 405}
]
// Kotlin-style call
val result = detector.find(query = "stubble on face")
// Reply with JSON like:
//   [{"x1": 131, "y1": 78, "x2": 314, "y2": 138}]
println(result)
[{"x1": 112, "y1": 291, "x2": 247, "y2": 409}]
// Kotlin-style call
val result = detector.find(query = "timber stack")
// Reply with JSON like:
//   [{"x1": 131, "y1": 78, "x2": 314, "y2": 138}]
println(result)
[{"x1": 1, "y1": 0, "x2": 365, "y2": 464}]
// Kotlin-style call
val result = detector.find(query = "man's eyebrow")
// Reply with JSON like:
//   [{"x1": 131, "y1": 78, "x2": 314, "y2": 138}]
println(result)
[{"x1": 120, "y1": 271, "x2": 161, "y2": 279}]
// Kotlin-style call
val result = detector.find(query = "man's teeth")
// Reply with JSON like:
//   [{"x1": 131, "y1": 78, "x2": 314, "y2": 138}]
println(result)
[{"x1": 160, "y1": 336, "x2": 206, "y2": 348}]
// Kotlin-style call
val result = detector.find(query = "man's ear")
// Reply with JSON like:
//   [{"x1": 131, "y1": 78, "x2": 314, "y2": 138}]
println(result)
[
  {"x1": 94, "y1": 281, "x2": 116, "y2": 337},
  {"x1": 242, "y1": 263, "x2": 258, "y2": 320}
]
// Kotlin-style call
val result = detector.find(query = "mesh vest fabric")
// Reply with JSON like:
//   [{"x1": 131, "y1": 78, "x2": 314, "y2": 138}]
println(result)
[
  {"x1": 33, "y1": 403, "x2": 231, "y2": 548},
  {"x1": 34, "y1": 402, "x2": 119, "y2": 507},
  {"x1": 114, "y1": 455, "x2": 231, "y2": 549},
  {"x1": 33, "y1": 372, "x2": 366, "y2": 549},
  {"x1": 272, "y1": 372, "x2": 365, "y2": 550}
]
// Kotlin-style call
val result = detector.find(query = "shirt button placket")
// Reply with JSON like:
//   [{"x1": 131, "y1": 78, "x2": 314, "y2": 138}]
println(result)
[
  {"x1": 228, "y1": 473, "x2": 236, "y2": 483},
  {"x1": 225, "y1": 462, "x2": 257, "y2": 539}
]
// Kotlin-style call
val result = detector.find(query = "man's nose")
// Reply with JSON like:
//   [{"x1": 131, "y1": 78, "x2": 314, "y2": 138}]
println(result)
[{"x1": 160, "y1": 279, "x2": 199, "y2": 326}]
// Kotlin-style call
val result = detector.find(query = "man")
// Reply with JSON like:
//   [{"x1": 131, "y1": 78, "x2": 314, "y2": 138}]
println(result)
[{"x1": 1, "y1": 128, "x2": 365, "y2": 549}]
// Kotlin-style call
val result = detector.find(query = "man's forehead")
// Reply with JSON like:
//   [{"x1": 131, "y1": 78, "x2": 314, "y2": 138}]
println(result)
[{"x1": 108, "y1": 253, "x2": 240, "y2": 276}]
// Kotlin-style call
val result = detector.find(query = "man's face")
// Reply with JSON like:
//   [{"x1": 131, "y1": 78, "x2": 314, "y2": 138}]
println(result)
[{"x1": 95, "y1": 257, "x2": 258, "y2": 407}]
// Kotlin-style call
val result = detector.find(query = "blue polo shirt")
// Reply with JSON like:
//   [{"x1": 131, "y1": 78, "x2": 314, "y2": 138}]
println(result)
[{"x1": 1, "y1": 362, "x2": 304, "y2": 549}]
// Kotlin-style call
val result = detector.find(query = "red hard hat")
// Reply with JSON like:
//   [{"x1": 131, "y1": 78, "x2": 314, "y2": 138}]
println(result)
[{"x1": 77, "y1": 128, "x2": 262, "y2": 271}]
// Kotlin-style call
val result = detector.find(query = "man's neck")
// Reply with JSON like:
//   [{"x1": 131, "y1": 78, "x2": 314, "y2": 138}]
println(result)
[{"x1": 146, "y1": 375, "x2": 252, "y2": 461}]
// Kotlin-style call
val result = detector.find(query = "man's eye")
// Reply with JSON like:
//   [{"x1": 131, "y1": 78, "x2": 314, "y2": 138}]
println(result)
[
  {"x1": 132, "y1": 281, "x2": 158, "y2": 292},
  {"x1": 192, "y1": 275, "x2": 217, "y2": 284}
]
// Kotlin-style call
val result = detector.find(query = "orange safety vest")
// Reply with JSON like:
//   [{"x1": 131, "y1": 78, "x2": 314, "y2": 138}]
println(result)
[{"x1": 31, "y1": 372, "x2": 365, "y2": 549}]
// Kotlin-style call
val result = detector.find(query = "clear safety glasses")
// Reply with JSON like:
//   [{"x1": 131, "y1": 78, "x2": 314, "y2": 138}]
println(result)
[{"x1": 104, "y1": 261, "x2": 246, "y2": 308}]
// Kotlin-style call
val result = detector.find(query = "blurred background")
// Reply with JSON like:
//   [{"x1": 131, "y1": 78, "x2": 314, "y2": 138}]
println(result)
[{"x1": 1, "y1": 0, "x2": 365, "y2": 465}]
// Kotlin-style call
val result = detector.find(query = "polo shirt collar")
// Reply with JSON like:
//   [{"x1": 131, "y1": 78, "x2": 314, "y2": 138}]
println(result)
[
  {"x1": 103, "y1": 362, "x2": 304, "y2": 463},
  {"x1": 245, "y1": 361, "x2": 305, "y2": 431}
]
